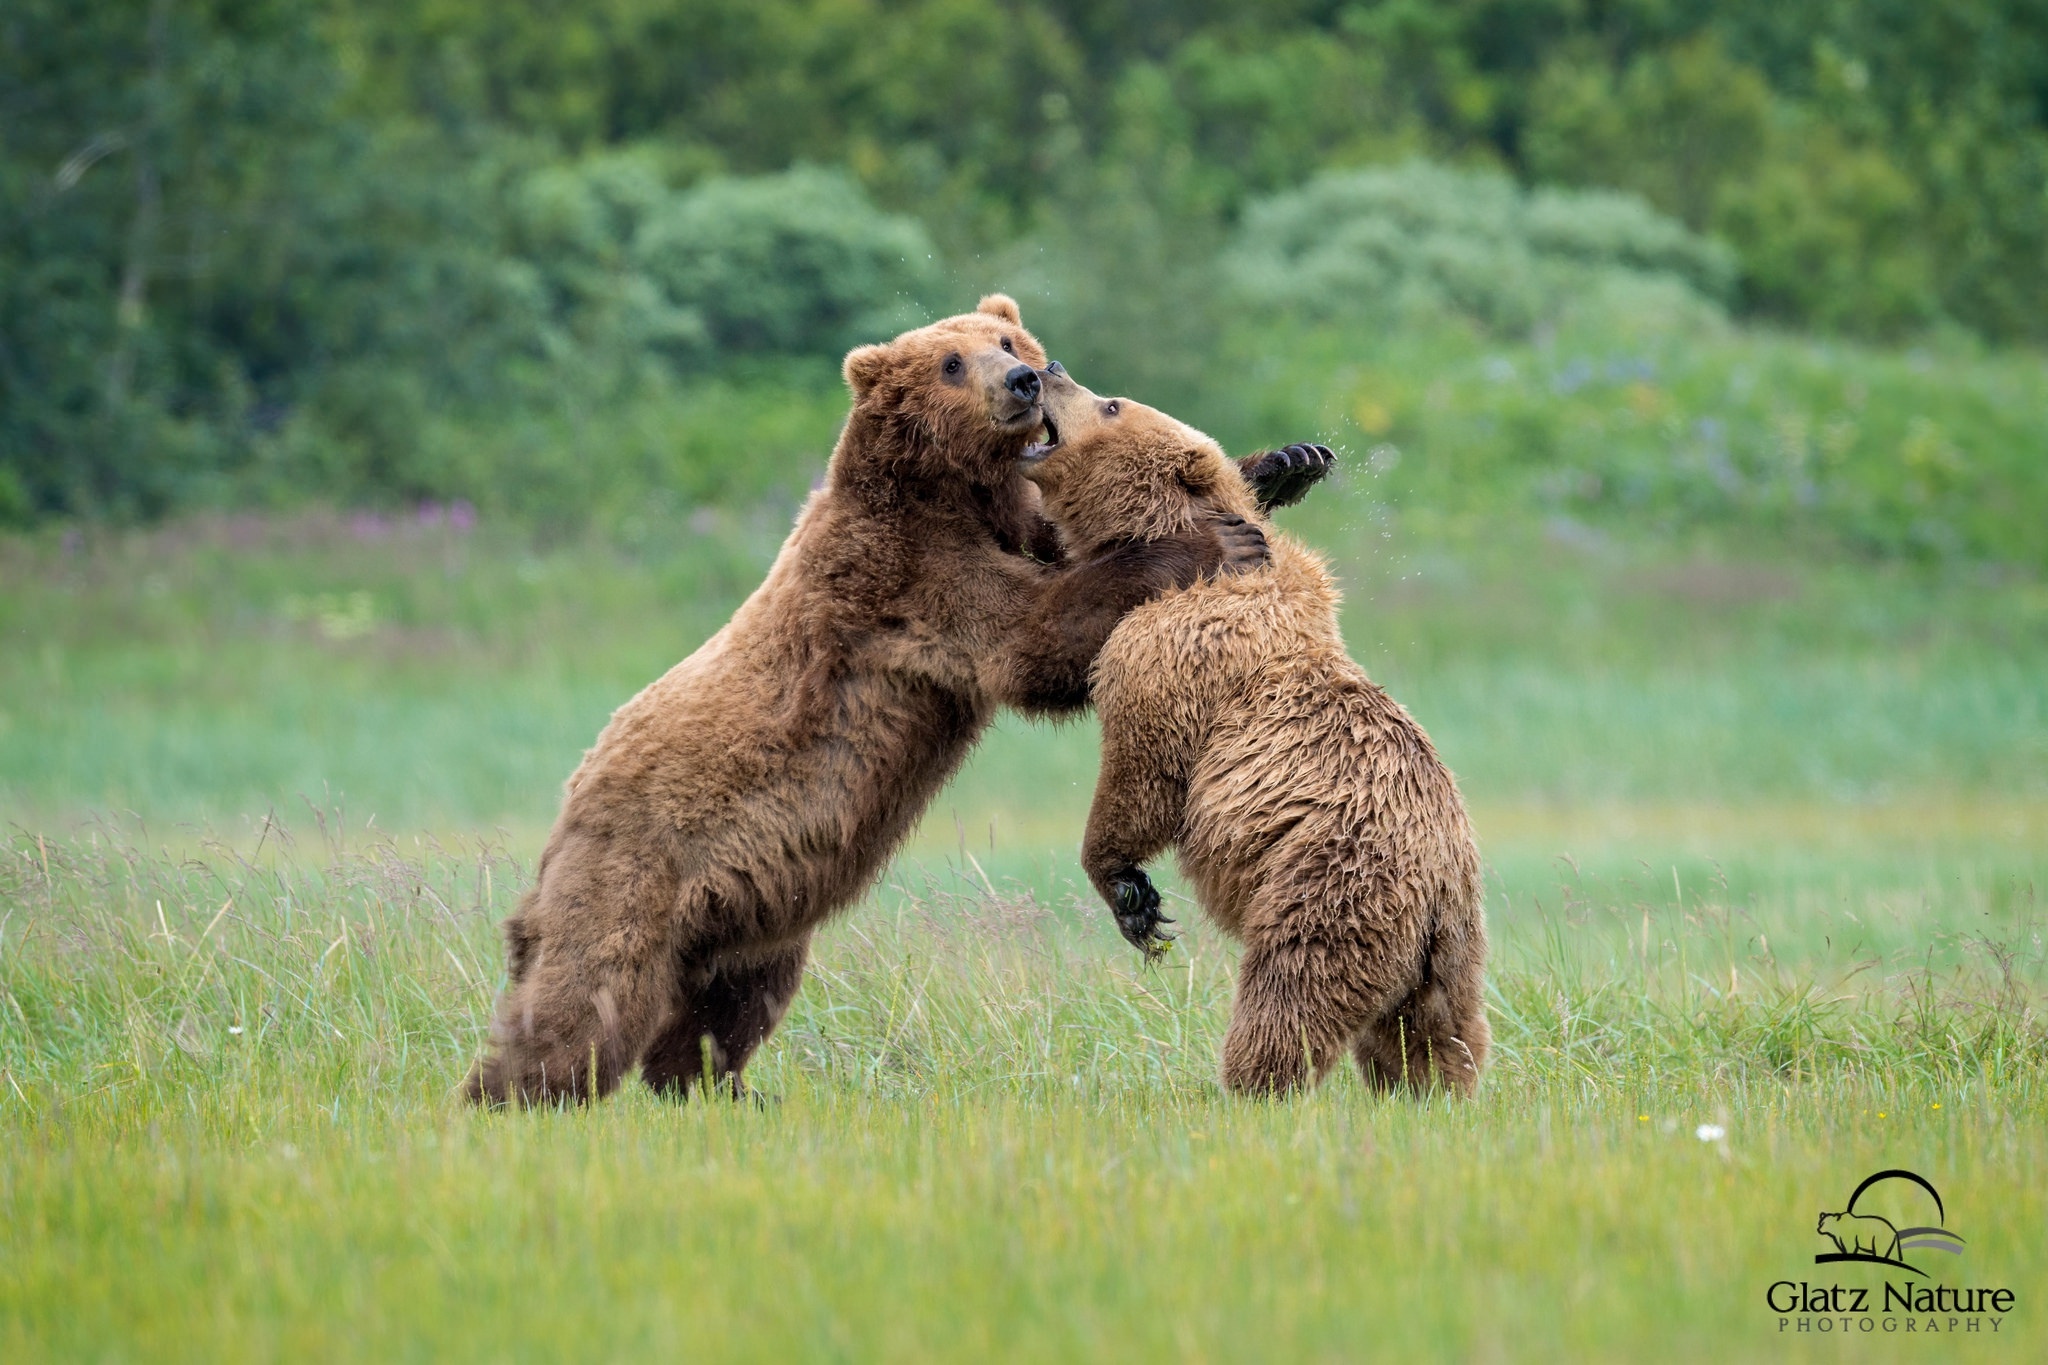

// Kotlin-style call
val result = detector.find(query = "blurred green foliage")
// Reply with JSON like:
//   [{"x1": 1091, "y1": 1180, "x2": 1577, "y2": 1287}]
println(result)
[
  {"x1": 1225, "y1": 162, "x2": 1735, "y2": 334},
  {"x1": 1240, "y1": 316, "x2": 2048, "y2": 571},
  {"x1": 505, "y1": 155, "x2": 939, "y2": 364},
  {"x1": 4, "y1": 0, "x2": 2046, "y2": 550}
]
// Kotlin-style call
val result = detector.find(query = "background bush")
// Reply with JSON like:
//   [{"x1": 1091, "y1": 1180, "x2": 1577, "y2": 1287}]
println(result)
[
  {"x1": 630, "y1": 167, "x2": 939, "y2": 359},
  {"x1": 4, "y1": 0, "x2": 2047, "y2": 552},
  {"x1": 507, "y1": 156, "x2": 940, "y2": 369},
  {"x1": 1224, "y1": 163, "x2": 1735, "y2": 335}
]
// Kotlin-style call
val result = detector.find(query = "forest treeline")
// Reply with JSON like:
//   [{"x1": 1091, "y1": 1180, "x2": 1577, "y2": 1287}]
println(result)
[{"x1": 4, "y1": 1, "x2": 2047, "y2": 523}]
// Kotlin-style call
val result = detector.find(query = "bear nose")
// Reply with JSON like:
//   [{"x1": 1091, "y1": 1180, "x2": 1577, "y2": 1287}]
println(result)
[{"x1": 1004, "y1": 364, "x2": 1041, "y2": 404}]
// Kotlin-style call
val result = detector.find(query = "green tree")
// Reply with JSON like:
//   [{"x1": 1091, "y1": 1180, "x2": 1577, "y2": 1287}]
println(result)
[{"x1": 1524, "y1": 38, "x2": 1773, "y2": 231}]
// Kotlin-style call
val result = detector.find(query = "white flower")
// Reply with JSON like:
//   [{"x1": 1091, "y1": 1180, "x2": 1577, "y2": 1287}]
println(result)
[
  {"x1": 228, "y1": 1025, "x2": 243, "y2": 1035},
  {"x1": 1696, "y1": 1123, "x2": 1727, "y2": 1142}
]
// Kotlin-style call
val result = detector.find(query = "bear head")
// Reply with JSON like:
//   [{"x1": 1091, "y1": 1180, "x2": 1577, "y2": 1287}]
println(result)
[
  {"x1": 840, "y1": 294, "x2": 1050, "y2": 484},
  {"x1": 1020, "y1": 366, "x2": 1261, "y2": 559}
]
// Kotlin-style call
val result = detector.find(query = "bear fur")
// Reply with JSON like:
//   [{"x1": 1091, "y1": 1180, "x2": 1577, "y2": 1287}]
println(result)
[
  {"x1": 465, "y1": 296, "x2": 1316, "y2": 1106},
  {"x1": 1023, "y1": 370, "x2": 1489, "y2": 1097}
]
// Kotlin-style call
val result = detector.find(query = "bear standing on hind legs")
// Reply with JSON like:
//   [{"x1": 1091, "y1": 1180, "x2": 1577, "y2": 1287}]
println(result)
[
  {"x1": 1023, "y1": 368, "x2": 1489, "y2": 1098},
  {"x1": 464, "y1": 296, "x2": 1333, "y2": 1106}
]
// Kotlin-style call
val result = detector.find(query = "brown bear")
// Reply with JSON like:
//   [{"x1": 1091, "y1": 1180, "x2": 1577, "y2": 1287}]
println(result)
[
  {"x1": 1023, "y1": 367, "x2": 1489, "y2": 1097},
  {"x1": 465, "y1": 296, "x2": 1331, "y2": 1105}
]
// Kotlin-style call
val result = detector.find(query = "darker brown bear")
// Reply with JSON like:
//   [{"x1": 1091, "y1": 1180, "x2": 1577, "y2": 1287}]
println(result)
[
  {"x1": 465, "y1": 296, "x2": 1316, "y2": 1106},
  {"x1": 1024, "y1": 371, "x2": 1490, "y2": 1098}
]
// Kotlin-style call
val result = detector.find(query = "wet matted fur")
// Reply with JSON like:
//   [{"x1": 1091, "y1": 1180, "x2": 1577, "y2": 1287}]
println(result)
[
  {"x1": 464, "y1": 297, "x2": 1281, "y2": 1105},
  {"x1": 1026, "y1": 371, "x2": 1490, "y2": 1098}
]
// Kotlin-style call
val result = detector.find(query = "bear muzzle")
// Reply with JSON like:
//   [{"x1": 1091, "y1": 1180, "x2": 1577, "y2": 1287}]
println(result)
[
  {"x1": 989, "y1": 362, "x2": 1043, "y2": 433},
  {"x1": 1004, "y1": 364, "x2": 1041, "y2": 405},
  {"x1": 1020, "y1": 413, "x2": 1061, "y2": 466}
]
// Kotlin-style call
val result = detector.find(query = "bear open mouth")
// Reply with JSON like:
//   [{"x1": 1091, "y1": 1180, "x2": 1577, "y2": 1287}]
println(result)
[{"x1": 1021, "y1": 415, "x2": 1061, "y2": 463}]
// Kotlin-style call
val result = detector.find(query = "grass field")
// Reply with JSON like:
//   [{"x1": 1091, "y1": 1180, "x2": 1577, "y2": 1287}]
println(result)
[{"x1": 3, "y1": 494, "x2": 2044, "y2": 1359}]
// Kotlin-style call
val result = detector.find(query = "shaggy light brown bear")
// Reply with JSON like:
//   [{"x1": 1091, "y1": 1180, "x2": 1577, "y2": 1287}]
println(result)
[
  {"x1": 1024, "y1": 368, "x2": 1489, "y2": 1097},
  {"x1": 465, "y1": 297, "x2": 1329, "y2": 1105}
]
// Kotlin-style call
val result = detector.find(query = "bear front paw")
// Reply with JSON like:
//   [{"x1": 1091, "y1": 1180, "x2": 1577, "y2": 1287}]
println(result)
[
  {"x1": 1107, "y1": 866, "x2": 1177, "y2": 960},
  {"x1": 1211, "y1": 513, "x2": 1270, "y2": 577},
  {"x1": 1241, "y1": 442, "x2": 1335, "y2": 512}
]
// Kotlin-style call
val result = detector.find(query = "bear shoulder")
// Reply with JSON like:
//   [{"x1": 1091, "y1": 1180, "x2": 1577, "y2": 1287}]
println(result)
[{"x1": 1093, "y1": 538, "x2": 1331, "y2": 715}]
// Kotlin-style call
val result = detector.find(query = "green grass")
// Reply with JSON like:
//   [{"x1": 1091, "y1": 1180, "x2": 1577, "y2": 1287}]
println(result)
[
  {"x1": 6, "y1": 496, "x2": 2043, "y2": 823},
  {"x1": 1, "y1": 822, "x2": 2041, "y2": 1360},
  {"x1": 1205, "y1": 312, "x2": 2048, "y2": 573},
  {"x1": 3, "y1": 490, "x2": 2045, "y2": 1358}
]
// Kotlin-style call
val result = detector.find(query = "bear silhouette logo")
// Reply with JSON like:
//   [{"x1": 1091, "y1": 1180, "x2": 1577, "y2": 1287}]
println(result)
[
  {"x1": 1816, "y1": 1210, "x2": 1900, "y2": 1260},
  {"x1": 1814, "y1": 1170, "x2": 1965, "y2": 1277}
]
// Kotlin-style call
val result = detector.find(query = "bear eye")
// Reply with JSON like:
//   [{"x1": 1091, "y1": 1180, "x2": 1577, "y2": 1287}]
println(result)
[
  {"x1": 1105, "y1": 401, "x2": 1120, "y2": 416},
  {"x1": 1000, "y1": 336, "x2": 1014, "y2": 354},
  {"x1": 943, "y1": 355, "x2": 962, "y2": 376}
]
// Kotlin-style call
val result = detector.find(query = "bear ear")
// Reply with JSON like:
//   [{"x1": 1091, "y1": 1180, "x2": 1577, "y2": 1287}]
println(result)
[
  {"x1": 843, "y1": 343, "x2": 890, "y2": 400},
  {"x1": 977, "y1": 293, "x2": 1023, "y2": 326}
]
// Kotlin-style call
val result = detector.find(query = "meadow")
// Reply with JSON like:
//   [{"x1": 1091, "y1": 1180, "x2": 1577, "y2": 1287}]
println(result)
[
  {"x1": 13, "y1": 1, "x2": 2048, "y2": 1354},
  {"x1": 4, "y1": 424, "x2": 2045, "y2": 1358}
]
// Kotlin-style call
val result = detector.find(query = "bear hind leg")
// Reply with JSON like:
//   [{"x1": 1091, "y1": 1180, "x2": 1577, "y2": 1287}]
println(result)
[
  {"x1": 1353, "y1": 934, "x2": 1489, "y2": 1098},
  {"x1": 1220, "y1": 940, "x2": 1385, "y2": 1098},
  {"x1": 1352, "y1": 1012, "x2": 1418, "y2": 1095},
  {"x1": 464, "y1": 919, "x2": 678, "y2": 1108},
  {"x1": 640, "y1": 935, "x2": 811, "y2": 1099}
]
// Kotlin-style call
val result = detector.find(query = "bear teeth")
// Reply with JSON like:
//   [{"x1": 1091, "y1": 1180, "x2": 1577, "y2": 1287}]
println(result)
[{"x1": 1025, "y1": 417, "x2": 1059, "y2": 456}]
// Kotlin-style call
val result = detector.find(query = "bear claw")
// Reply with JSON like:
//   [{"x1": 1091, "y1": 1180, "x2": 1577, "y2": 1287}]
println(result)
[
  {"x1": 1241, "y1": 442, "x2": 1336, "y2": 512},
  {"x1": 1212, "y1": 513, "x2": 1270, "y2": 576},
  {"x1": 1108, "y1": 867, "x2": 1175, "y2": 959}
]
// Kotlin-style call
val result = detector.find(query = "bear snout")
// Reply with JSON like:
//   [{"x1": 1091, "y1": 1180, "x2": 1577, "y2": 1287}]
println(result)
[{"x1": 1004, "y1": 364, "x2": 1041, "y2": 405}]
